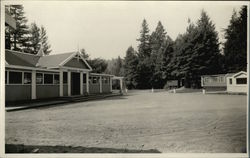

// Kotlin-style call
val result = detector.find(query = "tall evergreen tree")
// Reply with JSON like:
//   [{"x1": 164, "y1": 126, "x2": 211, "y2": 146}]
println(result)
[
  {"x1": 137, "y1": 19, "x2": 151, "y2": 58},
  {"x1": 123, "y1": 46, "x2": 139, "y2": 89},
  {"x1": 171, "y1": 10, "x2": 221, "y2": 88},
  {"x1": 223, "y1": 6, "x2": 247, "y2": 72},
  {"x1": 136, "y1": 19, "x2": 152, "y2": 89},
  {"x1": 28, "y1": 22, "x2": 40, "y2": 54},
  {"x1": 6, "y1": 5, "x2": 30, "y2": 52},
  {"x1": 149, "y1": 21, "x2": 167, "y2": 88},
  {"x1": 40, "y1": 26, "x2": 52, "y2": 55}
]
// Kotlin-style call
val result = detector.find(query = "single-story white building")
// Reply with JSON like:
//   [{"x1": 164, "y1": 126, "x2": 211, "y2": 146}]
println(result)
[
  {"x1": 201, "y1": 71, "x2": 247, "y2": 93},
  {"x1": 226, "y1": 71, "x2": 247, "y2": 93}
]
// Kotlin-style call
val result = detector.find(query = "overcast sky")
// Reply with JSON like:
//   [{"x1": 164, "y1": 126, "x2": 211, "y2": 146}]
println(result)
[{"x1": 16, "y1": 1, "x2": 246, "y2": 59}]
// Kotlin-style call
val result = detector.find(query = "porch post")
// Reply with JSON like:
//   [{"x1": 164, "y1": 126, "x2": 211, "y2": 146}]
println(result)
[
  {"x1": 120, "y1": 78, "x2": 123, "y2": 93},
  {"x1": 80, "y1": 71, "x2": 83, "y2": 95},
  {"x1": 68, "y1": 71, "x2": 71, "y2": 96},
  {"x1": 31, "y1": 70, "x2": 36, "y2": 99},
  {"x1": 110, "y1": 77, "x2": 112, "y2": 92},
  {"x1": 86, "y1": 72, "x2": 89, "y2": 93},
  {"x1": 59, "y1": 70, "x2": 63, "y2": 97},
  {"x1": 99, "y1": 76, "x2": 102, "y2": 93}
]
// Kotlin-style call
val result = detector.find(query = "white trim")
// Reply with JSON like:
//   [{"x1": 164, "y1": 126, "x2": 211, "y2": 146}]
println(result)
[
  {"x1": 59, "y1": 52, "x2": 77, "y2": 66},
  {"x1": 90, "y1": 73, "x2": 114, "y2": 77},
  {"x1": 22, "y1": 71, "x2": 24, "y2": 84},
  {"x1": 59, "y1": 51, "x2": 93, "y2": 70},
  {"x1": 232, "y1": 71, "x2": 247, "y2": 78},
  {"x1": 5, "y1": 61, "x2": 9, "y2": 65},
  {"x1": 76, "y1": 51, "x2": 93, "y2": 71},
  {"x1": 60, "y1": 66, "x2": 91, "y2": 72},
  {"x1": 59, "y1": 70, "x2": 63, "y2": 97},
  {"x1": 6, "y1": 64, "x2": 60, "y2": 72},
  {"x1": 68, "y1": 71, "x2": 71, "y2": 96},
  {"x1": 31, "y1": 70, "x2": 36, "y2": 99},
  {"x1": 86, "y1": 72, "x2": 89, "y2": 93}
]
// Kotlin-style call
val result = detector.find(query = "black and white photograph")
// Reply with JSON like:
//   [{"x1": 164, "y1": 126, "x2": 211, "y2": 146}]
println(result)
[{"x1": 0, "y1": 0, "x2": 249, "y2": 156}]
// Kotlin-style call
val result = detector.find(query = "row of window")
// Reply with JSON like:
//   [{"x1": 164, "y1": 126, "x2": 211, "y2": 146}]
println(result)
[
  {"x1": 5, "y1": 71, "x2": 111, "y2": 85},
  {"x1": 203, "y1": 76, "x2": 225, "y2": 83},
  {"x1": 36, "y1": 73, "x2": 59, "y2": 84},
  {"x1": 5, "y1": 71, "x2": 59, "y2": 85}
]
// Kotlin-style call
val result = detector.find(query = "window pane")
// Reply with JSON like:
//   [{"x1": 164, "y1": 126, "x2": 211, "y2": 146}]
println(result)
[
  {"x1": 9, "y1": 71, "x2": 22, "y2": 84},
  {"x1": 54, "y1": 74, "x2": 59, "y2": 84},
  {"x1": 63, "y1": 72, "x2": 68, "y2": 84},
  {"x1": 229, "y1": 79, "x2": 232, "y2": 85},
  {"x1": 236, "y1": 78, "x2": 247, "y2": 84},
  {"x1": 44, "y1": 74, "x2": 53, "y2": 84},
  {"x1": 36, "y1": 73, "x2": 43, "y2": 84},
  {"x1": 24, "y1": 72, "x2": 31, "y2": 84}
]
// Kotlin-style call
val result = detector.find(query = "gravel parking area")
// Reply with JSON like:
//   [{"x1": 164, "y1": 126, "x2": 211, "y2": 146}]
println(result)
[{"x1": 5, "y1": 91, "x2": 247, "y2": 153}]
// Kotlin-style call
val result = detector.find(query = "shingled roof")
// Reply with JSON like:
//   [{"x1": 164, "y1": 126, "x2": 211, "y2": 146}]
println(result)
[
  {"x1": 6, "y1": 49, "x2": 40, "y2": 67},
  {"x1": 37, "y1": 52, "x2": 74, "y2": 68},
  {"x1": 5, "y1": 49, "x2": 90, "y2": 70}
]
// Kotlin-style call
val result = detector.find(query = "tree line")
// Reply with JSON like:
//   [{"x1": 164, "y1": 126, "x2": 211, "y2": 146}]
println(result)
[
  {"x1": 5, "y1": 5, "x2": 247, "y2": 89},
  {"x1": 122, "y1": 6, "x2": 247, "y2": 89},
  {"x1": 5, "y1": 5, "x2": 51, "y2": 55}
]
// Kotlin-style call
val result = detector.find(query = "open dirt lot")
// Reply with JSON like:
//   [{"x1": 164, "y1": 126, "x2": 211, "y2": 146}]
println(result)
[{"x1": 5, "y1": 91, "x2": 247, "y2": 153}]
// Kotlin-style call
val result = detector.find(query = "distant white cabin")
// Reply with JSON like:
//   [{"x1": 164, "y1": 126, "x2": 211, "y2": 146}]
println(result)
[
  {"x1": 201, "y1": 71, "x2": 247, "y2": 93},
  {"x1": 226, "y1": 71, "x2": 247, "y2": 93}
]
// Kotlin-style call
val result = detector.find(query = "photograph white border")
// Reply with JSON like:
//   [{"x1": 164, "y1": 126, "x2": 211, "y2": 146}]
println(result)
[{"x1": 0, "y1": 1, "x2": 249, "y2": 158}]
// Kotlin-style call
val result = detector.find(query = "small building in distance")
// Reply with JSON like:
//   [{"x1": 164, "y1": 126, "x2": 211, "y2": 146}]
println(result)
[
  {"x1": 201, "y1": 71, "x2": 247, "y2": 93},
  {"x1": 226, "y1": 71, "x2": 247, "y2": 93}
]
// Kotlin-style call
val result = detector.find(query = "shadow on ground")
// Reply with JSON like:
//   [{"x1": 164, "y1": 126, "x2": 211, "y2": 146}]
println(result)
[{"x1": 6, "y1": 144, "x2": 161, "y2": 153}]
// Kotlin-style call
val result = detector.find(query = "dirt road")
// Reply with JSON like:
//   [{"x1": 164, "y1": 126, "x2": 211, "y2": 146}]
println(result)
[{"x1": 5, "y1": 91, "x2": 247, "y2": 153}]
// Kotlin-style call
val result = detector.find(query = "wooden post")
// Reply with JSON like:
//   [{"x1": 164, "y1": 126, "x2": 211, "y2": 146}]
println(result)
[
  {"x1": 59, "y1": 70, "x2": 63, "y2": 97},
  {"x1": 99, "y1": 76, "x2": 102, "y2": 93},
  {"x1": 86, "y1": 72, "x2": 89, "y2": 94},
  {"x1": 120, "y1": 78, "x2": 123, "y2": 93},
  {"x1": 68, "y1": 71, "x2": 71, "y2": 96},
  {"x1": 203, "y1": 89, "x2": 206, "y2": 94},
  {"x1": 110, "y1": 77, "x2": 112, "y2": 92},
  {"x1": 31, "y1": 70, "x2": 36, "y2": 99}
]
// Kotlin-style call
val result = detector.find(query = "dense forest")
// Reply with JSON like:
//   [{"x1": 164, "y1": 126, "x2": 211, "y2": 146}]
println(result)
[
  {"x1": 121, "y1": 6, "x2": 247, "y2": 89},
  {"x1": 5, "y1": 5, "x2": 247, "y2": 89}
]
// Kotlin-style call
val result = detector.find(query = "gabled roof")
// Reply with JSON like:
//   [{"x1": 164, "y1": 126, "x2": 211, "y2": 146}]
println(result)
[
  {"x1": 5, "y1": 49, "x2": 40, "y2": 67},
  {"x1": 5, "y1": 49, "x2": 92, "y2": 71},
  {"x1": 232, "y1": 71, "x2": 247, "y2": 78},
  {"x1": 37, "y1": 52, "x2": 74, "y2": 68}
]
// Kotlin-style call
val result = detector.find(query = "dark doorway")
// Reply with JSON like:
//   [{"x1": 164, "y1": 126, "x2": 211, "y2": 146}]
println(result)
[{"x1": 71, "y1": 72, "x2": 80, "y2": 95}]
